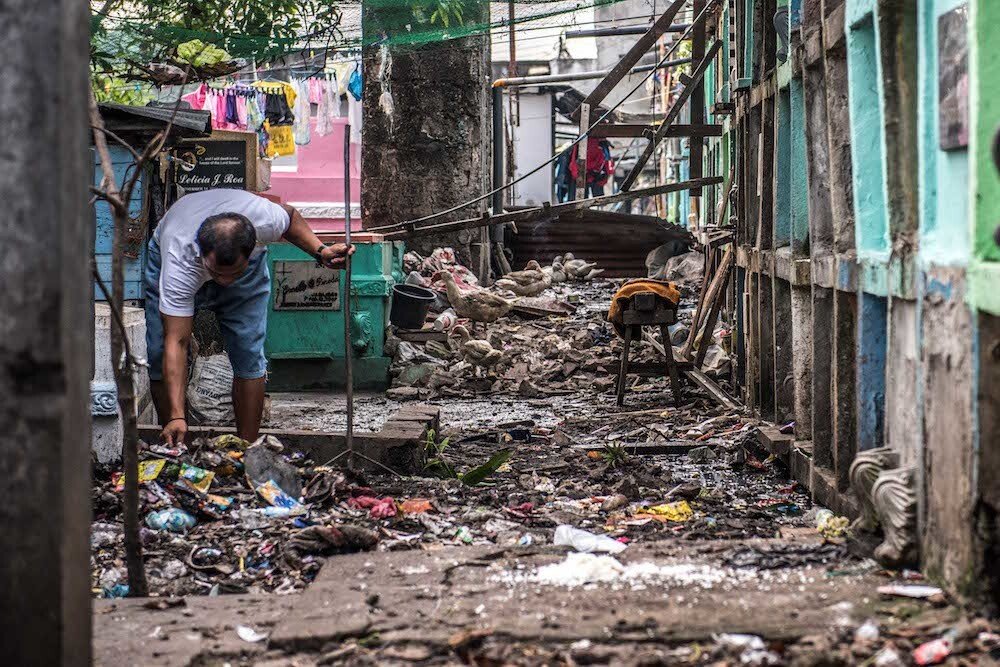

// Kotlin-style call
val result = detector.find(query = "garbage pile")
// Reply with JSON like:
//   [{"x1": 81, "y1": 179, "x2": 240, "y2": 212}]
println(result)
[
  {"x1": 92, "y1": 435, "x2": 383, "y2": 598},
  {"x1": 386, "y1": 248, "x2": 732, "y2": 401}
]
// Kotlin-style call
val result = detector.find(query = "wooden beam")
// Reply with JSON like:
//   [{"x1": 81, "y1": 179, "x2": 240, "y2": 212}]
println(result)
[
  {"x1": 588, "y1": 123, "x2": 724, "y2": 138},
  {"x1": 620, "y1": 40, "x2": 724, "y2": 191},
  {"x1": 575, "y1": 0, "x2": 687, "y2": 116},
  {"x1": 379, "y1": 177, "x2": 723, "y2": 239},
  {"x1": 684, "y1": 368, "x2": 741, "y2": 409}
]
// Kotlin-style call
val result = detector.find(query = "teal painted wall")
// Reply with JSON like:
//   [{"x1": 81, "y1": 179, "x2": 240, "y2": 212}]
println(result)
[
  {"x1": 775, "y1": 87, "x2": 792, "y2": 246},
  {"x1": 918, "y1": 0, "x2": 971, "y2": 267},
  {"x1": 790, "y1": 77, "x2": 810, "y2": 254},
  {"x1": 847, "y1": 10, "x2": 890, "y2": 255}
]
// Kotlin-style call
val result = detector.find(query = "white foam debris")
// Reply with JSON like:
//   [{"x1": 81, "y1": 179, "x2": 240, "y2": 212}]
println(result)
[{"x1": 492, "y1": 553, "x2": 761, "y2": 590}]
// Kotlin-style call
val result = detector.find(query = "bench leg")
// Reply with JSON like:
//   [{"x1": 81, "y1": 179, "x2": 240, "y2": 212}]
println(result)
[
  {"x1": 617, "y1": 325, "x2": 633, "y2": 406},
  {"x1": 661, "y1": 324, "x2": 683, "y2": 405}
]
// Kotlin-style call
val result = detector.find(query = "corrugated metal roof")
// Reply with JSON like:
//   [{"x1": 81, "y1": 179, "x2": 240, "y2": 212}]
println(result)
[
  {"x1": 509, "y1": 208, "x2": 693, "y2": 277},
  {"x1": 98, "y1": 103, "x2": 212, "y2": 137}
]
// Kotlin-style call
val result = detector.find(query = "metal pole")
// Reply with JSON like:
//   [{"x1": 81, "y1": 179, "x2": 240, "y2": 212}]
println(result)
[
  {"x1": 491, "y1": 86, "x2": 504, "y2": 217},
  {"x1": 564, "y1": 23, "x2": 690, "y2": 38},
  {"x1": 343, "y1": 124, "x2": 354, "y2": 470},
  {"x1": 490, "y1": 57, "x2": 691, "y2": 89}
]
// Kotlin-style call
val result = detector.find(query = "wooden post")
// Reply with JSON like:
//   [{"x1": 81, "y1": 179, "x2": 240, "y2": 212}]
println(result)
[
  {"x1": 689, "y1": 0, "x2": 706, "y2": 198},
  {"x1": 0, "y1": 0, "x2": 93, "y2": 661}
]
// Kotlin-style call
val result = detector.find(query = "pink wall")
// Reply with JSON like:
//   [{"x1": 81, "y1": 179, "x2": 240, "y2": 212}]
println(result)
[{"x1": 268, "y1": 117, "x2": 361, "y2": 232}]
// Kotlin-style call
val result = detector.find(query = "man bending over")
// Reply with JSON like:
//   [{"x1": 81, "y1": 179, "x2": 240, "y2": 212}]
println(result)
[{"x1": 145, "y1": 189, "x2": 352, "y2": 445}]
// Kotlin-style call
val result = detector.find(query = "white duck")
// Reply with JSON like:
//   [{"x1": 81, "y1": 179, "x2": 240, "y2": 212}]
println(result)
[
  {"x1": 450, "y1": 325, "x2": 504, "y2": 375},
  {"x1": 562, "y1": 253, "x2": 598, "y2": 280}
]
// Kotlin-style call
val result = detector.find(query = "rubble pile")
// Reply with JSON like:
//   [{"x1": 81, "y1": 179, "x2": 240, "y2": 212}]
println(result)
[{"x1": 386, "y1": 249, "x2": 732, "y2": 401}]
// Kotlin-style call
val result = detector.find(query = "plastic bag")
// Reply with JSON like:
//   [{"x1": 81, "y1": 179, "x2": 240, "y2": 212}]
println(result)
[
  {"x1": 553, "y1": 525, "x2": 627, "y2": 554},
  {"x1": 187, "y1": 354, "x2": 235, "y2": 425}
]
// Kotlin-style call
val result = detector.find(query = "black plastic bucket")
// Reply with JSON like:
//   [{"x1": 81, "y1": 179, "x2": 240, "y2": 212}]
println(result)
[{"x1": 390, "y1": 284, "x2": 437, "y2": 329}]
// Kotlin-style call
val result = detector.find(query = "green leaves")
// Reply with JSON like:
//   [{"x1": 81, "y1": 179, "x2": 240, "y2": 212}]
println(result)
[
  {"x1": 423, "y1": 429, "x2": 511, "y2": 487},
  {"x1": 458, "y1": 450, "x2": 511, "y2": 487},
  {"x1": 89, "y1": 0, "x2": 344, "y2": 78}
]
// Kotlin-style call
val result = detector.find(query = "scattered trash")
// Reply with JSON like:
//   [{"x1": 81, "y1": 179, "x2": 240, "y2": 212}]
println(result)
[
  {"x1": 873, "y1": 645, "x2": 906, "y2": 667},
  {"x1": 912, "y1": 635, "x2": 953, "y2": 665},
  {"x1": 553, "y1": 525, "x2": 627, "y2": 554},
  {"x1": 245, "y1": 440, "x2": 302, "y2": 499},
  {"x1": 641, "y1": 500, "x2": 693, "y2": 522},
  {"x1": 255, "y1": 479, "x2": 305, "y2": 515},
  {"x1": 145, "y1": 508, "x2": 197, "y2": 533},
  {"x1": 600, "y1": 494, "x2": 629, "y2": 512},
  {"x1": 688, "y1": 446, "x2": 717, "y2": 463},
  {"x1": 399, "y1": 498, "x2": 433, "y2": 514},
  {"x1": 714, "y1": 634, "x2": 765, "y2": 651},
  {"x1": 877, "y1": 584, "x2": 945, "y2": 600},
  {"x1": 236, "y1": 625, "x2": 269, "y2": 643},
  {"x1": 177, "y1": 463, "x2": 214, "y2": 495},
  {"x1": 816, "y1": 508, "x2": 849, "y2": 539},
  {"x1": 349, "y1": 495, "x2": 398, "y2": 518},
  {"x1": 854, "y1": 619, "x2": 880, "y2": 643}
]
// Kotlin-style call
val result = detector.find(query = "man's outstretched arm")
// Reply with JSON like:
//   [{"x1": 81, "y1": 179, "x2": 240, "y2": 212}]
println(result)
[
  {"x1": 161, "y1": 313, "x2": 194, "y2": 445},
  {"x1": 280, "y1": 203, "x2": 354, "y2": 268}
]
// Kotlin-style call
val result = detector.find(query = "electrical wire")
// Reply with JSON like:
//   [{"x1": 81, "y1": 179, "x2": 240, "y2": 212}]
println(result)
[{"x1": 374, "y1": 0, "x2": 717, "y2": 231}]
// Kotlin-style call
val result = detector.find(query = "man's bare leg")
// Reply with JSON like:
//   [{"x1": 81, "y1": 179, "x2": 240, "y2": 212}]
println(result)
[{"x1": 233, "y1": 376, "x2": 266, "y2": 442}]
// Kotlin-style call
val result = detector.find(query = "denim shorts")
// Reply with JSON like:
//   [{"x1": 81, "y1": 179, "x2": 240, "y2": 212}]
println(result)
[{"x1": 144, "y1": 238, "x2": 271, "y2": 381}]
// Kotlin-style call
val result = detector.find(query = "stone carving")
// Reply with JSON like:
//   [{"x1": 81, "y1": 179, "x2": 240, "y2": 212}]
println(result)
[
  {"x1": 351, "y1": 311, "x2": 374, "y2": 353},
  {"x1": 849, "y1": 447, "x2": 898, "y2": 533},
  {"x1": 91, "y1": 381, "x2": 118, "y2": 417},
  {"x1": 871, "y1": 465, "x2": 919, "y2": 568}
]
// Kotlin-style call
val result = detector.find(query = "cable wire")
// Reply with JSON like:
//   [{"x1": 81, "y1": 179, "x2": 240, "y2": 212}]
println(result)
[{"x1": 379, "y1": 0, "x2": 716, "y2": 231}]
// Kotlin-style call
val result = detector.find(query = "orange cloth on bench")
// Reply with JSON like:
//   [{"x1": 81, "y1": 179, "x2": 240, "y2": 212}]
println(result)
[{"x1": 607, "y1": 278, "x2": 681, "y2": 338}]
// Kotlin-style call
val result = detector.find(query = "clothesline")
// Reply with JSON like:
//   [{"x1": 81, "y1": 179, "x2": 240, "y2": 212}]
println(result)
[{"x1": 179, "y1": 63, "x2": 364, "y2": 156}]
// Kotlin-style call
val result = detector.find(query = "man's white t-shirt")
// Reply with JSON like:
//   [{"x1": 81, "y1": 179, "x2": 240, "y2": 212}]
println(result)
[{"x1": 153, "y1": 189, "x2": 290, "y2": 317}]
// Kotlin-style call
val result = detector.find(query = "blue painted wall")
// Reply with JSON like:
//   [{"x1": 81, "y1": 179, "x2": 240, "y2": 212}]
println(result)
[
  {"x1": 93, "y1": 146, "x2": 146, "y2": 301},
  {"x1": 857, "y1": 293, "x2": 888, "y2": 450}
]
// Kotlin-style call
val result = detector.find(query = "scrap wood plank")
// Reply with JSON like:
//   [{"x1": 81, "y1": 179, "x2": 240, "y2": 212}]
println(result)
[
  {"x1": 681, "y1": 245, "x2": 733, "y2": 361},
  {"x1": 693, "y1": 252, "x2": 733, "y2": 369},
  {"x1": 588, "y1": 123, "x2": 724, "y2": 139},
  {"x1": 684, "y1": 368, "x2": 740, "y2": 410},
  {"x1": 574, "y1": 441, "x2": 705, "y2": 455},
  {"x1": 621, "y1": 39, "x2": 725, "y2": 191}
]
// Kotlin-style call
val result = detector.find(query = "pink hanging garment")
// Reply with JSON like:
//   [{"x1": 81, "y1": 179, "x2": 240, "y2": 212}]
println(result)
[
  {"x1": 181, "y1": 83, "x2": 208, "y2": 110},
  {"x1": 315, "y1": 79, "x2": 334, "y2": 136},
  {"x1": 236, "y1": 93, "x2": 248, "y2": 130}
]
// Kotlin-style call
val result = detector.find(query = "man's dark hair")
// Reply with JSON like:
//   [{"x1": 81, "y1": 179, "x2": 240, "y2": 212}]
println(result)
[{"x1": 197, "y1": 212, "x2": 257, "y2": 266}]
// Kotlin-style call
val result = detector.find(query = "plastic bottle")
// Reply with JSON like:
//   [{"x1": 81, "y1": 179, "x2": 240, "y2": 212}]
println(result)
[
  {"x1": 553, "y1": 525, "x2": 627, "y2": 554},
  {"x1": 433, "y1": 308, "x2": 457, "y2": 332},
  {"x1": 145, "y1": 508, "x2": 196, "y2": 533}
]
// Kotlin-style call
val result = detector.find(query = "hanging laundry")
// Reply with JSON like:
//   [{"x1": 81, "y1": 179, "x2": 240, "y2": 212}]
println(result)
[
  {"x1": 315, "y1": 78, "x2": 335, "y2": 137},
  {"x1": 348, "y1": 65, "x2": 363, "y2": 102},
  {"x1": 181, "y1": 83, "x2": 208, "y2": 110},
  {"x1": 292, "y1": 78, "x2": 311, "y2": 145},
  {"x1": 348, "y1": 92, "x2": 362, "y2": 144}
]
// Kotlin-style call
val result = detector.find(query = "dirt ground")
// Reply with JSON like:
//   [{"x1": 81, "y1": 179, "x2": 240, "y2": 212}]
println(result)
[{"x1": 92, "y1": 275, "x2": 1000, "y2": 665}]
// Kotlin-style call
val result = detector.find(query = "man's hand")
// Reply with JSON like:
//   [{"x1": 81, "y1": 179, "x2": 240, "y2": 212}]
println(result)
[
  {"x1": 318, "y1": 243, "x2": 355, "y2": 269},
  {"x1": 162, "y1": 418, "x2": 187, "y2": 447}
]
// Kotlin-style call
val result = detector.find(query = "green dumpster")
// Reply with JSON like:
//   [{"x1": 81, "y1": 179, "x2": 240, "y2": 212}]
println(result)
[{"x1": 264, "y1": 238, "x2": 404, "y2": 390}]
